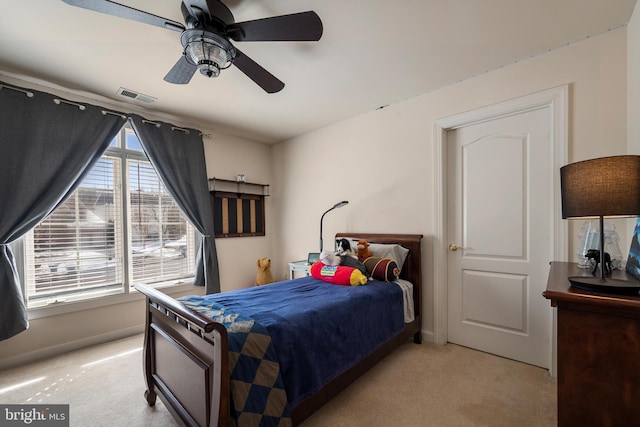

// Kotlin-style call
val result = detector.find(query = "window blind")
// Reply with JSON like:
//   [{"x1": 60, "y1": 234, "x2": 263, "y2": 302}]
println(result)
[
  {"x1": 24, "y1": 127, "x2": 197, "y2": 308},
  {"x1": 128, "y1": 160, "x2": 195, "y2": 285},
  {"x1": 25, "y1": 157, "x2": 124, "y2": 305}
]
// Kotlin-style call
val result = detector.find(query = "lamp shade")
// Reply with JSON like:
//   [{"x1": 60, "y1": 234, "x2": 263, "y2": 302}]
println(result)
[{"x1": 560, "y1": 155, "x2": 640, "y2": 219}]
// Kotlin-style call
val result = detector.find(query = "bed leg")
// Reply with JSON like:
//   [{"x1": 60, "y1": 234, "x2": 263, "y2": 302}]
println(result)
[
  {"x1": 142, "y1": 298, "x2": 157, "y2": 408},
  {"x1": 144, "y1": 389, "x2": 157, "y2": 407},
  {"x1": 413, "y1": 331, "x2": 422, "y2": 344}
]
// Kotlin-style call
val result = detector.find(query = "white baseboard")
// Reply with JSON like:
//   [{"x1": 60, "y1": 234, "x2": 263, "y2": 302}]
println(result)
[
  {"x1": 421, "y1": 329, "x2": 435, "y2": 343},
  {"x1": 0, "y1": 325, "x2": 144, "y2": 371}
]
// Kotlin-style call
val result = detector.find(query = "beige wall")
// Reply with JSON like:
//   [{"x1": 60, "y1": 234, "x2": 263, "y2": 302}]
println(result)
[
  {"x1": 626, "y1": 3, "x2": 640, "y2": 241},
  {"x1": 203, "y1": 133, "x2": 276, "y2": 290},
  {"x1": 271, "y1": 27, "x2": 628, "y2": 342},
  {"x1": 630, "y1": 2, "x2": 640, "y2": 154},
  {"x1": 0, "y1": 19, "x2": 633, "y2": 369}
]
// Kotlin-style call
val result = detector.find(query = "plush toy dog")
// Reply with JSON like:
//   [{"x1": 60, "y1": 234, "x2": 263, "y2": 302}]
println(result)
[
  {"x1": 336, "y1": 238, "x2": 357, "y2": 258},
  {"x1": 255, "y1": 257, "x2": 274, "y2": 286},
  {"x1": 356, "y1": 240, "x2": 373, "y2": 262}
]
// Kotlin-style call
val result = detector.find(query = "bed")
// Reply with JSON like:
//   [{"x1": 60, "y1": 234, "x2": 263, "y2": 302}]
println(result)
[{"x1": 134, "y1": 233, "x2": 422, "y2": 426}]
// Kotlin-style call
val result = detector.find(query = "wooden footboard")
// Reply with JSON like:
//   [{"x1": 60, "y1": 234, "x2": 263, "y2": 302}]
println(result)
[
  {"x1": 135, "y1": 233, "x2": 422, "y2": 427},
  {"x1": 135, "y1": 283, "x2": 231, "y2": 427}
]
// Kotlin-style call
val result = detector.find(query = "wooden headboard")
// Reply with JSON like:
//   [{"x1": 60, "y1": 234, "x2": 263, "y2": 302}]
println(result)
[{"x1": 335, "y1": 233, "x2": 423, "y2": 322}]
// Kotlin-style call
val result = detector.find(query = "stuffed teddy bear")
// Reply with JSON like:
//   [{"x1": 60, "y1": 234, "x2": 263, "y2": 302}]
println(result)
[
  {"x1": 255, "y1": 257, "x2": 274, "y2": 286},
  {"x1": 356, "y1": 240, "x2": 373, "y2": 262}
]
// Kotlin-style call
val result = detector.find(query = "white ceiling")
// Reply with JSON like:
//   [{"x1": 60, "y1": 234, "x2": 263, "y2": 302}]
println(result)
[{"x1": 0, "y1": 0, "x2": 637, "y2": 143}]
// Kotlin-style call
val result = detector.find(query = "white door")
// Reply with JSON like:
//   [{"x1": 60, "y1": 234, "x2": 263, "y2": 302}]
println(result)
[{"x1": 446, "y1": 106, "x2": 553, "y2": 368}]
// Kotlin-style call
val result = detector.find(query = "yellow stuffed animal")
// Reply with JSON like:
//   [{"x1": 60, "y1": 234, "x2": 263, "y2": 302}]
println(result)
[{"x1": 255, "y1": 257, "x2": 274, "y2": 286}]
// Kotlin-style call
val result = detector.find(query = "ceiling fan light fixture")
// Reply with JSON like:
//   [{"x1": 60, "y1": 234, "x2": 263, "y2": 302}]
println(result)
[{"x1": 181, "y1": 29, "x2": 235, "y2": 78}]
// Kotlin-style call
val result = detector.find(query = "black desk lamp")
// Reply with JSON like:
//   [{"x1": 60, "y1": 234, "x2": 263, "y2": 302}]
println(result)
[
  {"x1": 561, "y1": 155, "x2": 640, "y2": 293},
  {"x1": 319, "y1": 201, "x2": 348, "y2": 252}
]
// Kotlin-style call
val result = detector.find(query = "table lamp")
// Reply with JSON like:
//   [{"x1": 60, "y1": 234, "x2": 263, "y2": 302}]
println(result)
[
  {"x1": 560, "y1": 155, "x2": 640, "y2": 293},
  {"x1": 319, "y1": 201, "x2": 348, "y2": 252}
]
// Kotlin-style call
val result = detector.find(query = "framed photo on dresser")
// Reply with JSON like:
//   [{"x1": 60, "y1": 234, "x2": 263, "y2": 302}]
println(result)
[{"x1": 626, "y1": 219, "x2": 640, "y2": 280}]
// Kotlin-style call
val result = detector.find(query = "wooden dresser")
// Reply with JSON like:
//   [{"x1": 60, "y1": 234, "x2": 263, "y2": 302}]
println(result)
[{"x1": 543, "y1": 262, "x2": 640, "y2": 427}]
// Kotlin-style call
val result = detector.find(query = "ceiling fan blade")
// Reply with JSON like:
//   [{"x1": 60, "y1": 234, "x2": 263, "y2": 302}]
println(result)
[
  {"x1": 181, "y1": 1, "x2": 234, "y2": 25},
  {"x1": 233, "y1": 48, "x2": 284, "y2": 93},
  {"x1": 228, "y1": 11, "x2": 322, "y2": 42},
  {"x1": 182, "y1": 0, "x2": 209, "y2": 22},
  {"x1": 164, "y1": 57, "x2": 197, "y2": 84},
  {"x1": 61, "y1": 0, "x2": 185, "y2": 32}
]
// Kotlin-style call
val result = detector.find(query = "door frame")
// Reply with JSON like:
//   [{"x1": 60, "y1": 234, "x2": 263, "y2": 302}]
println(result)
[{"x1": 432, "y1": 86, "x2": 569, "y2": 363}]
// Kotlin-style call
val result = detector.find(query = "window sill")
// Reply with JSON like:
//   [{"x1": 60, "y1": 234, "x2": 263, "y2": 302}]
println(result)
[{"x1": 27, "y1": 282, "x2": 205, "y2": 320}]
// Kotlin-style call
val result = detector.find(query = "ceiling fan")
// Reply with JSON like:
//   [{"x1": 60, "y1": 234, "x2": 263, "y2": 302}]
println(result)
[{"x1": 61, "y1": 0, "x2": 323, "y2": 93}]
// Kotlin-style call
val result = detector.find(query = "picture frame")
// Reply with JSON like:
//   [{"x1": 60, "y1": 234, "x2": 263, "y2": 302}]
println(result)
[
  {"x1": 625, "y1": 218, "x2": 640, "y2": 280},
  {"x1": 211, "y1": 191, "x2": 265, "y2": 238}
]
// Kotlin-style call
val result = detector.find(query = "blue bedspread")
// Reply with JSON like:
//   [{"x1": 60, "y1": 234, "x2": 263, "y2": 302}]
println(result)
[
  {"x1": 188, "y1": 276, "x2": 405, "y2": 409},
  {"x1": 179, "y1": 296, "x2": 291, "y2": 426}
]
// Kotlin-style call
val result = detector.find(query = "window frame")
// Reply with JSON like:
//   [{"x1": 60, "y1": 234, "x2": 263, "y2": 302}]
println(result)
[{"x1": 18, "y1": 124, "x2": 200, "y2": 319}]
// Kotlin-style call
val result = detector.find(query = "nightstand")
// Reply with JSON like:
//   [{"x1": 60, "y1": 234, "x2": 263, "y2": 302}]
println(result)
[{"x1": 289, "y1": 260, "x2": 311, "y2": 280}]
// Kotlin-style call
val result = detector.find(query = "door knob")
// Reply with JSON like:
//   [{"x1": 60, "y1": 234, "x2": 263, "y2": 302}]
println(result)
[{"x1": 449, "y1": 243, "x2": 463, "y2": 251}]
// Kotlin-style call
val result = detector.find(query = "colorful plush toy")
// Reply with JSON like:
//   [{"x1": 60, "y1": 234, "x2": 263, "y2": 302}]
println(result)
[
  {"x1": 255, "y1": 257, "x2": 274, "y2": 286},
  {"x1": 310, "y1": 262, "x2": 368, "y2": 286},
  {"x1": 356, "y1": 240, "x2": 373, "y2": 262}
]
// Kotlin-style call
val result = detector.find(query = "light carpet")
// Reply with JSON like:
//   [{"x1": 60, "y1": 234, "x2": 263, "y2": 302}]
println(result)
[{"x1": 0, "y1": 334, "x2": 556, "y2": 426}]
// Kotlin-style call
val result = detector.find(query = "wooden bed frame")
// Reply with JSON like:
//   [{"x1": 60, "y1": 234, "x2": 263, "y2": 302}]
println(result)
[{"x1": 134, "y1": 233, "x2": 423, "y2": 426}]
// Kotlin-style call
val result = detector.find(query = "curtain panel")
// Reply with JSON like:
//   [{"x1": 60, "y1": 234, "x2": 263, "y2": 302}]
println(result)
[
  {"x1": 0, "y1": 82, "x2": 126, "y2": 341},
  {"x1": 130, "y1": 115, "x2": 220, "y2": 294}
]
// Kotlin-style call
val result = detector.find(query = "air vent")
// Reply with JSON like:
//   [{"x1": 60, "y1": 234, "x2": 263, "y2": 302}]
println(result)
[{"x1": 116, "y1": 87, "x2": 156, "y2": 104}]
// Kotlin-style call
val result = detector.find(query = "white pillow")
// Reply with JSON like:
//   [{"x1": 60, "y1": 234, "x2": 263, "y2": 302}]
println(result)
[{"x1": 369, "y1": 243, "x2": 409, "y2": 271}]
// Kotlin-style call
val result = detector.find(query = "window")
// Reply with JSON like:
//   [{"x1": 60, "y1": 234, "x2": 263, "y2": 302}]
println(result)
[{"x1": 23, "y1": 126, "x2": 196, "y2": 308}]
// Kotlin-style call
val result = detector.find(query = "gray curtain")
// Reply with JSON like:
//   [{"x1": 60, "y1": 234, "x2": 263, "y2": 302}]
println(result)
[
  {"x1": 130, "y1": 115, "x2": 220, "y2": 294},
  {"x1": 0, "y1": 82, "x2": 126, "y2": 341}
]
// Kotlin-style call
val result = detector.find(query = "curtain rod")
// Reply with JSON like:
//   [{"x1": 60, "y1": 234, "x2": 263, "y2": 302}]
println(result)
[
  {"x1": 141, "y1": 119, "x2": 161, "y2": 128},
  {"x1": 0, "y1": 83, "x2": 34, "y2": 97},
  {"x1": 171, "y1": 126, "x2": 190, "y2": 134},
  {"x1": 144, "y1": 121, "x2": 211, "y2": 138},
  {"x1": 101, "y1": 110, "x2": 127, "y2": 119},
  {"x1": 2, "y1": 80, "x2": 212, "y2": 138},
  {"x1": 54, "y1": 98, "x2": 85, "y2": 110}
]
